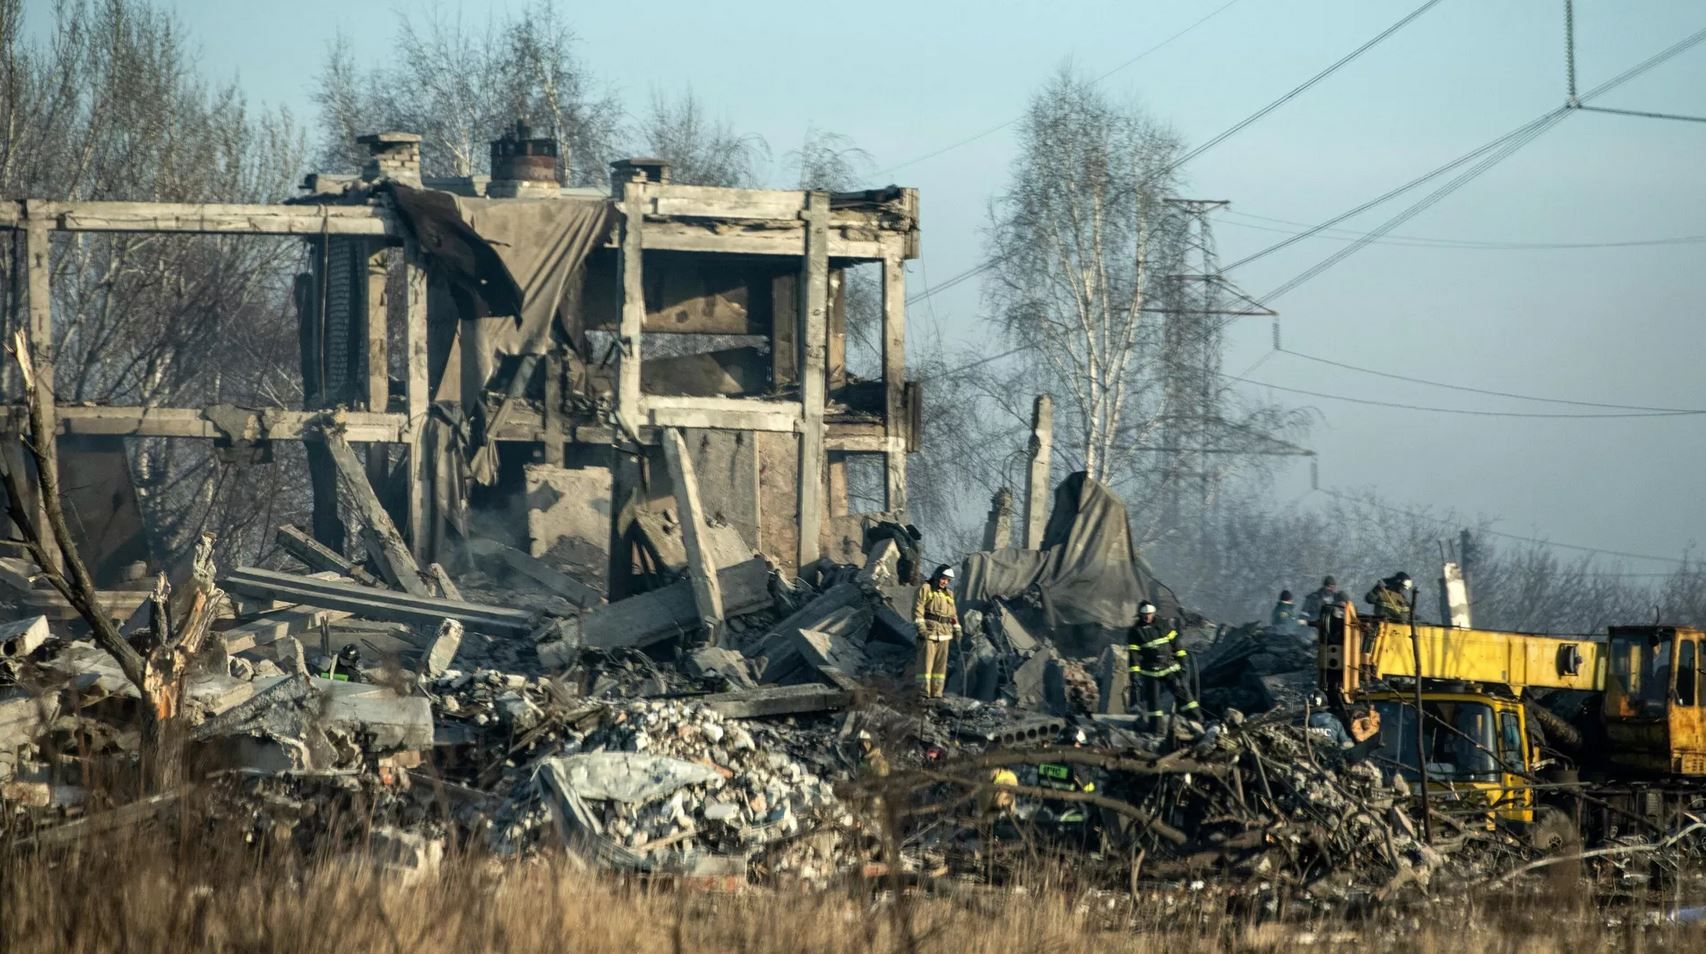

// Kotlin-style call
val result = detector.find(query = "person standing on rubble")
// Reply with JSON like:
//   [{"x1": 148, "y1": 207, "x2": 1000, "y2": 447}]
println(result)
[
  {"x1": 913, "y1": 564, "x2": 961, "y2": 699},
  {"x1": 1366, "y1": 572, "x2": 1414, "y2": 620},
  {"x1": 1269, "y1": 590, "x2": 1301, "y2": 633},
  {"x1": 1126, "y1": 601, "x2": 1200, "y2": 733},
  {"x1": 1300, "y1": 576, "x2": 1338, "y2": 624}
]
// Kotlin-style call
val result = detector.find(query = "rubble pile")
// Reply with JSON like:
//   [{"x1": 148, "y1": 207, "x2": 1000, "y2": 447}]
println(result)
[
  {"x1": 1, "y1": 470, "x2": 1686, "y2": 917},
  {"x1": 1111, "y1": 717, "x2": 1508, "y2": 902}
]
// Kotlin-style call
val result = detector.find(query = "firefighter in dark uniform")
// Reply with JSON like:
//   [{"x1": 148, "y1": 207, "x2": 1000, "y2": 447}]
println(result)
[{"x1": 1126, "y1": 601, "x2": 1200, "y2": 733}]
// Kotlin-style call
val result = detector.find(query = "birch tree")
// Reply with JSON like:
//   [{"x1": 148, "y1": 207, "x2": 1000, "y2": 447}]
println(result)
[{"x1": 984, "y1": 68, "x2": 1183, "y2": 487}]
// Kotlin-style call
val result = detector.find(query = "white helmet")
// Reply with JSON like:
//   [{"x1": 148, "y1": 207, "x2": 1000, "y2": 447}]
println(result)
[
  {"x1": 1138, "y1": 601, "x2": 1157, "y2": 616},
  {"x1": 940, "y1": 566, "x2": 956, "y2": 580}
]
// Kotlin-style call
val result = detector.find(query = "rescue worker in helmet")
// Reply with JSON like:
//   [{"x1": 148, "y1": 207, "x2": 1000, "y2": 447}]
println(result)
[
  {"x1": 1126, "y1": 601, "x2": 1200, "y2": 733},
  {"x1": 913, "y1": 564, "x2": 961, "y2": 699},
  {"x1": 1366, "y1": 572, "x2": 1414, "y2": 621}
]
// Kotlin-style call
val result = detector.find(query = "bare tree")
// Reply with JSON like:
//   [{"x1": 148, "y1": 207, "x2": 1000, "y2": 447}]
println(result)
[
  {"x1": 313, "y1": 3, "x2": 621, "y2": 186},
  {"x1": 789, "y1": 127, "x2": 871, "y2": 191},
  {"x1": 0, "y1": 0, "x2": 309, "y2": 567},
  {"x1": 637, "y1": 89, "x2": 766, "y2": 188}
]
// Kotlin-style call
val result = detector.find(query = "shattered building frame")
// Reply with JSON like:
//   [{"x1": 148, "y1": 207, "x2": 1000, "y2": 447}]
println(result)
[{"x1": 0, "y1": 126, "x2": 921, "y2": 603}]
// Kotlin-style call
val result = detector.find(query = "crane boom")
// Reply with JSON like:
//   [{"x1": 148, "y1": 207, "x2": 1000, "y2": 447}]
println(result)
[{"x1": 1320, "y1": 619, "x2": 1607, "y2": 699}]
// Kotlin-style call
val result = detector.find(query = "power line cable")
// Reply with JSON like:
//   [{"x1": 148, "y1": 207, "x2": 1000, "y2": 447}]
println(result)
[
  {"x1": 870, "y1": 0, "x2": 1249, "y2": 178},
  {"x1": 1218, "y1": 212, "x2": 1706, "y2": 250},
  {"x1": 906, "y1": 0, "x2": 1453, "y2": 309},
  {"x1": 1169, "y1": 0, "x2": 1449, "y2": 169},
  {"x1": 1262, "y1": 108, "x2": 1573, "y2": 300},
  {"x1": 1225, "y1": 372, "x2": 1704, "y2": 418},
  {"x1": 1222, "y1": 111, "x2": 1568, "y2": 271},
  {"x1": 1576, "y1": 104, "x2": 1706, "y2": 124},
  {"x1": 1226, "y1": 23, "x2": 1706, "y2": 276},
  {"x1": 1271, "y1": 349, "x2": 1706, "y2": 412},
  {"x1": 1258, "y1": 14, "x2": 1706, "y2": 300}
]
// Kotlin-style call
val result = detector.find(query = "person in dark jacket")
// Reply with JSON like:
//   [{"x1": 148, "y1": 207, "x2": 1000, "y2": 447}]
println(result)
[{"x1": 1126, "y1": 601, "x2": 1199, "y2": 733}]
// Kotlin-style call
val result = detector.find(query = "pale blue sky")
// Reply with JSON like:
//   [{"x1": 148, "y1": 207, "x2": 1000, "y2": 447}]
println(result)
[{"x1": 33, "y1": 0, "x2": 1706, "y2": 567}]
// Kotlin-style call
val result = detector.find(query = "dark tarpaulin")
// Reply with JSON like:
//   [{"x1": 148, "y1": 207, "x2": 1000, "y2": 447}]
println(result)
[
  {"x1": 957, "y1": 473, "x2": 1179, "y2": 629},
  {"x1": 387, "y1": 185, "x2": 615, "y2": 484},
  {"x1": 387, "y1": 184, "x2": 614, "y2": 366}
]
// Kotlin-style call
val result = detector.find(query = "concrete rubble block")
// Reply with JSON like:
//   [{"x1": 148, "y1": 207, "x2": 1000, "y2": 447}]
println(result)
[
  {"x1": 697, "y1": 684, "x2": 851, "y2": 720},
  {"x1": 1095, "y1": 644, "x2": 1129, "y2": 715},
  {"x1": 955, "y1": 714, "x2": 1065, "y2": 746},
  {"x1": 466, "y1": 537, "x2": 598, "y2": 608},
  {"x1": 524, "y1": 465, "x2": 612, "y2": 562},
  {"x1": 424, "y1": 619, "x2": 465, "y2": 677},
  {"x1": 991, "y1": 602, "x2": 1040, "y2": 654},
  {"x1": 221, "y1": 605, "x2": 352, "y2": 654},
  {"x1": 0, "y1": 616, "x2": 50, "y2": 659},
  {"x1": 316, "y1": 681, "x2": 436, "y2": 752},
  {"x1": 1011, "y1": 649, "x2": 1055, "y2": 710},
  {"x1": 684, "y1": 647, "x2": 757, "y2": 688},
  {"x1": 0, "y1": 692, "x2": 59, "y2": 779},
  {"x1": 360, "y1": 826, "x2": 445, "y2": 885},
  {"x1": 541, "y1": 752, "x2": 721, "y2": 803}
]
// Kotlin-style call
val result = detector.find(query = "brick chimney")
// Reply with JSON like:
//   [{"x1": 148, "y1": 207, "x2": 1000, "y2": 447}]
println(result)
[
  {"x1": 357, "y1": 131, "x2": 422, "y2": 186},
  {"x1": 609, "y1": 157, "x2": 671, "y2": 195},
  {"x1": 488, "y1": 120, "x2": 560, "y2": 198}
]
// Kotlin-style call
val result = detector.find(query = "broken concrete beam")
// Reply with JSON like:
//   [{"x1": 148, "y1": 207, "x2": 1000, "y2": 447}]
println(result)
[
  {"x1": 428, "y1": 563, "x2": 461, "y2": 601},
  {"x1": 221, "y1": 605, "x2": 353, "y2": 654},
  {"x1": 424, "y1": 619, "x2": 464, "y2": 677},
  {"x1": 220, "y1": 567, "x2": 537, "y2": 635},
  {"x1": 695, "y1": 683, "x2": 850, "y2": 720},
  {"x1": 322, "y1": 432, "x2": 429, "y2": 596},
  {"x1": 661, "y1": 428, "x2": 725, "y2": 643},
  {"x1": 466, "y1": 538, "x2": 597, "y2": 608},
  {"x1": 0, "y1": 615, "x2": 50, "y2": 658},
  {"x1": 275, "y1": 525, "x2": 381, "y2": 588},
  {"x1": 573, "y1": 558, "x2": 770, "y2": 652},
  {"x1": 18, "y1": 791, "x2": 182, "y2": 849},
  {"x1": 0, "y1": 556, "x2": 38, "y2": 594}
]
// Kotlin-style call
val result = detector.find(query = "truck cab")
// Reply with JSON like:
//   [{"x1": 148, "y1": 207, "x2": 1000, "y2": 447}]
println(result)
[
  {"x1": 1603, "y1": 626, "x2": 1706, "y2": 777},
  {"x1": 1364, "y1": 689, "x2": 1535, "y2": 823}
]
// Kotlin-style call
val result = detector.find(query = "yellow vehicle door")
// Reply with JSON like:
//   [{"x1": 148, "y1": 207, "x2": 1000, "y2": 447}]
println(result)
[
  {"x1": 1493, "y1": 704, "x2": 1534, "y2": 823},
  {"x1": 1669, "y1": 633, "x2": 1706, "y2": 776}
]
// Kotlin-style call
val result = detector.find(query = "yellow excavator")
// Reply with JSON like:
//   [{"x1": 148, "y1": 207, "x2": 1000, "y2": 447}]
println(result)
[{"x1": 1318, "y1": 616, "x2": 1706, "y2": 839}]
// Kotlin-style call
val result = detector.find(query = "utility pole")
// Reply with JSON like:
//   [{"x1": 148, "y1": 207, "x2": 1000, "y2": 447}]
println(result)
[{"x1": 1149, "y1": 200, "x2": 1275, "y2": 548}]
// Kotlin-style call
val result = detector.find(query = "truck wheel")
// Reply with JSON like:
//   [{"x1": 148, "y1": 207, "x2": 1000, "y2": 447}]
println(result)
[{"x1": 1530, "y1": 807, "x2": 1580, "y2": 856}]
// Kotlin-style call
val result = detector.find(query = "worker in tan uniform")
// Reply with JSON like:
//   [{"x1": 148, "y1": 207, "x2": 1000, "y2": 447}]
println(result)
[{"x1": 913, "y1": 564, "x2": 961, "y2": 699}]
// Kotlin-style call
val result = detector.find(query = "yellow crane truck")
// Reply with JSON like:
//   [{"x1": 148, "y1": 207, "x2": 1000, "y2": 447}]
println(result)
[{"x1": 1317, "y1": 617, "x2": 1706, "y2": 844}]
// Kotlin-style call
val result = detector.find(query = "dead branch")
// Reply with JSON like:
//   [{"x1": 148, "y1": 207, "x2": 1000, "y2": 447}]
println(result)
[{"x1": 4, "y1": 329, "x2": 148, "y2": 690}]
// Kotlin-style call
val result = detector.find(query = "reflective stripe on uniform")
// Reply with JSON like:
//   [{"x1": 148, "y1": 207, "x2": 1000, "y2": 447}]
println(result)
[
  {"x1": 1129, "y1": 664, "x2": 1181, "y2": 677},
  {"x1": 1139, "y1": 630, "x2": 1179, "y2": 650},
  {"x1": 1180, "y1": 699, "x2": 1201, "y2": 710}
]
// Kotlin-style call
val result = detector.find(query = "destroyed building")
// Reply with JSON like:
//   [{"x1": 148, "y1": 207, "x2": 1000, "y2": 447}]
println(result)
[{"x1": 0, "y1": 122, "x2": 921, "y2": 611}]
